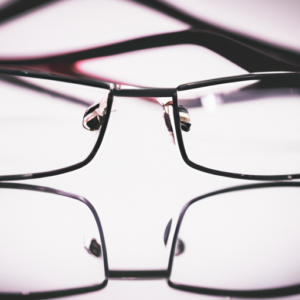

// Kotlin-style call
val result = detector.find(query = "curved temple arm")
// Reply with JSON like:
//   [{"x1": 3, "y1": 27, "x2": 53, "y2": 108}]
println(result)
[
  {"x1": 0, "y1": 73, "x2": 93, "y2": 107},
  {"x1": 0, "y1": 29, "x2": 299, "y2": 76},
  {"x1": 0, "y1": 0, "x2": 299, "y2": 76},
  {"x1": 134, "y1": 0, "x2": 300, "y2": 70}
]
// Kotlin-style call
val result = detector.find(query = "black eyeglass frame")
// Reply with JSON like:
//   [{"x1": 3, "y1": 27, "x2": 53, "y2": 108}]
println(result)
[
  {"x1": 0, "y1": 182, "x2": 109, "y2": 300},
  {"x1": 0, "y1": 68, "x2": 299, "y2": 181},
  {"x1": 2, "y1": 181, "x2": 300, "y2": 299},
  {"x1": 167, "y1": 181, "x2": 300, "y2": 298}
]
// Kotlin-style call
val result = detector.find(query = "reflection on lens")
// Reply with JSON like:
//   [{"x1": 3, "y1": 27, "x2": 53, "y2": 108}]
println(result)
[
  {"x1": 0, "y1": 75, "x2": 108, "y2": 176},
  {"x1": 177, "y1": 78, "x2": 300, "y2": 176},
  {"x1": 0, "y1": 187, "x2": 105, "y2": 294},
  {"x1": 170, "y1": 186, "x2": 300, "y2": 292}
]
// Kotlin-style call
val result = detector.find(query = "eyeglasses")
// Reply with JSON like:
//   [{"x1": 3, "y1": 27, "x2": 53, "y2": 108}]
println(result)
[
  {"x1": 0, "y1": 2, "x2": 299, "y2": 182},
  {"x1": 2, "y1": 181, "x2": 300, "y2": 299},
  {"x1": 1, "y1": 2, "x2": 300, "y2": 300},
  {"x1": 0, "y1": 71, "x2": 300, "y2": 183},
  {"x1": 0, "y1": 69, "x2": 299, "y2": 181}
]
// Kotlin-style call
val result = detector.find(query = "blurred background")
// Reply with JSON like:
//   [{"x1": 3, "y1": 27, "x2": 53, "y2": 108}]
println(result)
[{"x1": 0, "y1": 0, "x2": 300, "y2": 299}]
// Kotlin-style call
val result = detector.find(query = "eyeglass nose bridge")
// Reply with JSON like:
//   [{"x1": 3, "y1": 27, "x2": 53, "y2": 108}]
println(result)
[
  {"x1": 112, "y1": 87, "x2": 176, "y2": 98},
  {"x1": 108, "y1": 269, "x2": 169, "y2": 280},
  {"x1": 178, "y1": 106, "x2": 191, "y2": 132},
  {"x1": 113, "y1": 87, "x2": 183, "y2": 145},
  {"x1": 112, "y1": 87, "x2": 192, "y2": 144},
  {"x1": 82, "y1": 87, "x2": 191, "y2": 146}
]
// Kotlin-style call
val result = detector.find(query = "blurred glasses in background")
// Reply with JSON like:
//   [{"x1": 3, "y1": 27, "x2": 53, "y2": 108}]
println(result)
[{"x1": 2, "y1": 182, "x2": 300, "y2": 298}]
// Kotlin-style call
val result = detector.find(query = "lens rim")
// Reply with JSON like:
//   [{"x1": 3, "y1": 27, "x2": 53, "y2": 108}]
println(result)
[
  {"x1": 0, "y1": 69, "x2": 114, "y2": 182},
  {"x1": 173, "y1": 72, "x2": 300, "y2": 181},
  {"x1": 168, "y1": 181, "x2": 300, "y2": 298},
  {"x1": 0, "y1": 182, "x2": 109, "y2": 299}
]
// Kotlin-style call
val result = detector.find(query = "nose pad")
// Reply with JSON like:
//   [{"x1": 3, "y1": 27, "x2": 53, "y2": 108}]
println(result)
[
  {"x1": 83, "y1": 102, "x2": 103, "y2": 131},
  {"x1": 82, "y1": 93, "x2": 109, "y2": 131},
  {"x1": 84, "y1": 238, "x2": 102, "y2": 257},
  {"x1": 164, "y1": 219, "x2": 172, "y2": 246},
  {"x1": 174, "y1": 238, "x2": 185, "y2": 256},
  {"x1": 89, "y1": 239, "x2": 102, "y2": 257},
  {"x1": 178, "y1": 105, "x2": 191, "y2": 132},
  {"x1": 163, "y1": 104, "x2": 191, "y2": 144}
]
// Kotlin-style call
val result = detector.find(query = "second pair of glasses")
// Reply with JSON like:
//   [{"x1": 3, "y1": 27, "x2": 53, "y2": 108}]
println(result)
[
  {"x1": 0, "y1": 68, "x2": 299, "y2": 181},
  {"x1": 2, "y1": 181, "x2": 300, "y2": 299}
]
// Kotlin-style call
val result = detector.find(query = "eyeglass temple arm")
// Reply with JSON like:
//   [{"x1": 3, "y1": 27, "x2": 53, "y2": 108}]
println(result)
[
  {"x1": 0, "y1": 74, "x2": 93, "y2": 107},
  {"x1": 133, "y1": 0, "x2": 300, "y2": 71},
  {"x1": 0, "y1": 0, "x2": 299, "y2": 75},
  {"x1": 0, "y1": 0, "x2": 59, "y2": 25},
  {"x1": 178, "y1": 73, "x2": 300, "y2": 110},
  {"x1": 0, "y1": 28, "x2": 299, "y2": 77}
]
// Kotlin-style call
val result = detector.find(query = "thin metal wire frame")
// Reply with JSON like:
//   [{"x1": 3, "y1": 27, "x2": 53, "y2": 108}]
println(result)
[
  {"x1": 0, "y1": 182, "x2": 109, "y2": 300},
  {"x1": 167, "y1": 181, "x2": 300, "y2": 298},
  {"x1": 173, "y1": 72, "x2": 300, "y2": 181},
  {"x1": 0, "y1": 68, "x2": 300, "y2": 181},
  {"x1": 2, "y1": 181, "x2": 300, "y2": 299}
]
